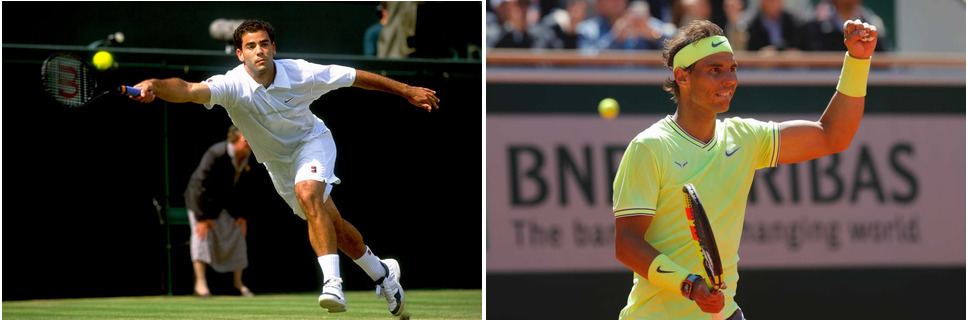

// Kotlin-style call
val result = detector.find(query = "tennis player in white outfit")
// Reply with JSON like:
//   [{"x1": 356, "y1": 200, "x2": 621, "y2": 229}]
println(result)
[{"x1": 131, "y1": 19, "x2": 438, "y2": 316}]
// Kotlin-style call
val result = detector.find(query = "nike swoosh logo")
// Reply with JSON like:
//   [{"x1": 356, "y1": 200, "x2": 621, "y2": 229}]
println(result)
[
  {"x1": 712, "y1": 40, "x2": 726, "y2": 48},
  {"x1": 657, "y1": 266, "x2": 674, "y2": 274},
  {"x1": 726, "y1": 147, "x2": 740, "y2": 157},
  {"x1": 285, "y1": 97, "x2": 294, "y2": 103}
]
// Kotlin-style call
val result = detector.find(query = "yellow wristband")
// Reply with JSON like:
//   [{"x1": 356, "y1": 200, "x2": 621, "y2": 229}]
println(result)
[
  {"x1": 836, "y1": 52, "x2": 872, "y2": 97},
  {"x1": 647, "y1": 254, "x2": 691, "y2": 293}
]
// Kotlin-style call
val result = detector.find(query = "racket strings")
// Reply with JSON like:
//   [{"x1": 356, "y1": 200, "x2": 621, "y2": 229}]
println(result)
[{"x1": 43, "y1": 54, "x2": 97, "y2": 107}]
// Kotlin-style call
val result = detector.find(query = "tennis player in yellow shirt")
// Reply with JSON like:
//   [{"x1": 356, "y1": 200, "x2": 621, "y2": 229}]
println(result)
[{"x1": 612, "y1": 19, "x2": 877, "y2": 319}]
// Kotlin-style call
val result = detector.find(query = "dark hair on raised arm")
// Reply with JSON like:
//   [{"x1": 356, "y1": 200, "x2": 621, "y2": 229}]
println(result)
[
  {"x1": 661, "y1": 20, "x2": 725, "y2": 104},
  {"x1": 233, "y1": 19, "x2": 276, "y2": 50}
]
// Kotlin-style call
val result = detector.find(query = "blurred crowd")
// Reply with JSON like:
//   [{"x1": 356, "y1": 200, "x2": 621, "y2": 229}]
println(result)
[{"x1": 486, "y1": 0, "x2": 891, "y2": 52}]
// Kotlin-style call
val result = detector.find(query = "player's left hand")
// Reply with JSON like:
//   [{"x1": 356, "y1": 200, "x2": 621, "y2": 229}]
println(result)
[
  {"x1": 843, "y1": 19, "x2": 877, "y2": 59},
  {"x1": 405, "y1": 86, "x2": 440, "y2": 112},
  {"x1": 690, "y1": 279, "x2": 725, "y2": 314}
]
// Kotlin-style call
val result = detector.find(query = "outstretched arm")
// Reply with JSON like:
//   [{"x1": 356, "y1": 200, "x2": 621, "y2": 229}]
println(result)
[
  {"x1": 131, "y1": 78, "x2": 211, "y2": 105},
  {"x1": 352, "y1": 70, "x2": 440, "y2": 112},
  {"x1": 777, "y1": 19, "x2": 877, "y2": 164}
]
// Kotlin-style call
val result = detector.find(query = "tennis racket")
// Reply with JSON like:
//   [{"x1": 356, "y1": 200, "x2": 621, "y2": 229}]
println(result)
[
  {"x1": 40, "y1": 52, "x2": 141, "y2": 108},
  {"x1": 682, "y1": 183, "x2": 725, "y2": 320}
]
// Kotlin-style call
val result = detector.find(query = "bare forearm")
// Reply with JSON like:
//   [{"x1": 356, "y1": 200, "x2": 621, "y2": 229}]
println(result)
[
  {"x1": 614, "y1": 215, "x2": 694, "y2": 295},
  {"x1": 350, "y1": 69, "x2": 440, "y2": 112},
  {"x1": 818, "y1": 92, "x2": 865, "y2": 153},
  {"x1": 615, "y1": 229, "x2": 661, "y2": 277},
  {"x1": 131, "y1": 77, "x2": 209, "y2": 105},
  {"x1": 148, "y1": 78, "x2": 196, "y2": 103},
  {"x1": 352, "y1": 70, "x2": 409, "y2": 96}
]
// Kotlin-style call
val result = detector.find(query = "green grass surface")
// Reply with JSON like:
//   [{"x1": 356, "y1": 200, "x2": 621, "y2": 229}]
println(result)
[{"x1": 2, "y1": 289, "x2": 481, "y2": 319}]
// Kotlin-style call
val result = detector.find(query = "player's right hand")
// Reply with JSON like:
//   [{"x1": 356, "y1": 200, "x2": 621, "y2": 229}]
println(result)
[
  {"x1": 690, "y1": 279, "x2": 725, "y2": 314},
  {"x1": 131, "y1": 79, "x2": 156, "y2": 103}
]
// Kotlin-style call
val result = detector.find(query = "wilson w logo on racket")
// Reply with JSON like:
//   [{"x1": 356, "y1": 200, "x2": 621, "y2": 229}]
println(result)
[
  {"x1": 56, "y1": 63, "x2": 80, "y2": 99},
  {"x1": 682, "y1": 183, "x2": 724, "y2": 292}
]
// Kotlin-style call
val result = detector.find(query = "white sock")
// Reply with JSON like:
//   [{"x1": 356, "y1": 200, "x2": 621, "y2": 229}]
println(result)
[
  {"x1": 353, "y1": 246, "x2": 387, "y2": 282},
  {"x1": 318, "y1": 254, "x2": 340, "y2": 283}
]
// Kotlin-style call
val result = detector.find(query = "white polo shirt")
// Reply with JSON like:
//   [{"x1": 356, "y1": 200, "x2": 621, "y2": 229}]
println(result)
[{"x1": 203, "y1": 59, "x2": 356, "y2": 163}]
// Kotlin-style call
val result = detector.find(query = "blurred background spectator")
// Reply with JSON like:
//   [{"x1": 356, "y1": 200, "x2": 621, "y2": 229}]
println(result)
[
  {"x1": 489, "y1": 0, "x2": 540, "y2": 48},
  {"x1": 576, "y1": 0, "x2": 676, "y2": 51},
  {"x1": 486, "y1": 0, "x2": 502, "y2": 47},
  {"x1": 672, "y1": 0, "x2": 746, "y2": 49},
  {"x1": 487, "y1": 0, "x2": 899, "y2": 53},
  {"x1": 377, "y1": 1, "x2": 418, "y2": 57},
  {"x1": 646, "y1": 0, "x2": 674, "y2": 23},
  {"x1": 672, "y1": 0, "x2": 711, "y2": 27},
  {"x1": 363, "y1": 3, "x2": 388, "y2": 56},
  {"x1": 723, "y1": 0, "x2": 749, "y2": 50},
  {"x1": 804, "y1": 0, "x2": 892, "y2": 51},
  {"x1": 745, "y1": 0, "x2": 809, "y2": 51},
  {"x1": 531, "y1": 0, "x2": 588, "y2": 49}
]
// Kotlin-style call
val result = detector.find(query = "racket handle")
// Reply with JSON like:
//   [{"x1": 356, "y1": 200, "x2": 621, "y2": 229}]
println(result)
[{"x1": 119, "y1": 86, "x2": 141, "y2": 96}]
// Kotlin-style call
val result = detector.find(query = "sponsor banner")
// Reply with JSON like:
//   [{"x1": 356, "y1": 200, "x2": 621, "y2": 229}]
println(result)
[{"x1": 486, "y1": 114, "x2": 965, "y2": 272}]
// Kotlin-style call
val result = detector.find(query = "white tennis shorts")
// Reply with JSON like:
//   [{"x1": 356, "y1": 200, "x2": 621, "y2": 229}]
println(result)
[{"x1": 263, "y1": 130, "x2": 340, "y2": 220}]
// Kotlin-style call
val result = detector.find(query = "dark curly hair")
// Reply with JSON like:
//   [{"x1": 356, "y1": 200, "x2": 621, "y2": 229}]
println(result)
[
  {"x1": 661, "y1": 20, "x2": 725, "y2": 104},
  {"x1": 233, "y1": 19, "x2": 276, "y2": 50}
]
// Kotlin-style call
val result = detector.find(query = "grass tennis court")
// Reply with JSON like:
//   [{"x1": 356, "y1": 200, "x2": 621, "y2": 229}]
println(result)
[{"x1": 2, "y1": 289, "x2": 481, "y2": 319}]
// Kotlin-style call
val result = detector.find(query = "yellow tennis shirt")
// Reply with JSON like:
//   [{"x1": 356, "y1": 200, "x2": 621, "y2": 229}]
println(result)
[{"x1": 613, "y1": 115, "x2": 779, "y2": 319}]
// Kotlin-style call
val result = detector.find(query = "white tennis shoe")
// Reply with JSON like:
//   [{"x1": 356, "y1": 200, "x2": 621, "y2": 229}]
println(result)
[
  {"x1": 376, "y1": 259, "x2": 405, "y2": 316},
  {"x1": 318, "y1": 277, "x2": 347, "y2": 313}
]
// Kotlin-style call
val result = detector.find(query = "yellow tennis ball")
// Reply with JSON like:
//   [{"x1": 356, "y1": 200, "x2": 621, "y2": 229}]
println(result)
[
  {"x1": 598, "y1": 98, "x2": 619, "y2": 120},
  {"x1": 92, "y1": 51, "x2": 114, "y2": 71}
]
